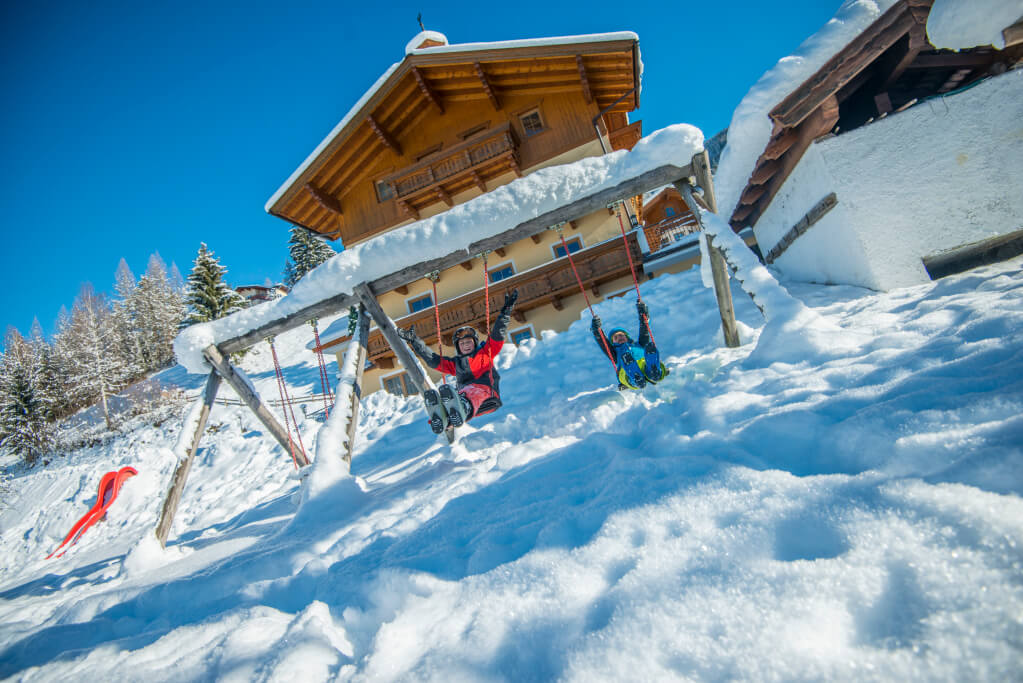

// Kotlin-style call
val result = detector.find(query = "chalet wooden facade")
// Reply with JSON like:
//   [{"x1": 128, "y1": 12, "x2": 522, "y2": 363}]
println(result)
[{"x1": 267, "y1": 31, "x2": 651, "y2": 396}]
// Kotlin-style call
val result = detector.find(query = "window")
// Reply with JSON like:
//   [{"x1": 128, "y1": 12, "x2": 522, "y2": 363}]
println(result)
[
  {"x1": 552, "y1": 237, "x2": 583, "y2": 259},
  {"x1": 519, "y1": 108, "x2": 545, "y2": 137},
  {"x1": 407, "y1": 293, "x2": 434, "y2": 313},
  {"x1": 375, "y1": 179, "x2": 394, "y2": 202},
  {"x1": 510, "y1": 327, "x2": 534, "y2": 345},
  {"x1": 488, "y1": 262, "x2": 515, "y2": 283},
  {"x1": 382, "y1": 372, "x2": 419, "y2": 397},
  {"x1": 665, "y1": 207, "x2": 676, "y2": 217}
]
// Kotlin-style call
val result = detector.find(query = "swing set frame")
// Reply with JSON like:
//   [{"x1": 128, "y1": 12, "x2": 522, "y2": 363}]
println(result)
[{"x1": 155, "y1": 150, "x2": 750, "y2": 547}]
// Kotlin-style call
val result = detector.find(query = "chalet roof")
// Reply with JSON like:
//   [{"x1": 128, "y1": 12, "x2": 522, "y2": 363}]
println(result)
[
  {"x1": 721, "y1": 0, "x2": 1023, "y2": 230},
  {"x1": 265, "y1": 31, "x2": 642, "y2": 228}
]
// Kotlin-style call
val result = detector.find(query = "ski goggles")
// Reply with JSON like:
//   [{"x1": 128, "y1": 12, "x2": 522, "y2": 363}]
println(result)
[{"x1": 453, "y1": 326, "x2": 478, "y2": 342}]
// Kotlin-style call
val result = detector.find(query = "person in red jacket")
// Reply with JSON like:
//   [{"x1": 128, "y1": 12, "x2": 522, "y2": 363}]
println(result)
[{"x1": 399, "y1": 289, "x2": 518, "y2": 433}]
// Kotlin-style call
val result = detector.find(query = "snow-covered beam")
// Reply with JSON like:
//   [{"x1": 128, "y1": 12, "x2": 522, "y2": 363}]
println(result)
[{"x1": 216, "y1": 161, "x2": 691, "y2": 355}]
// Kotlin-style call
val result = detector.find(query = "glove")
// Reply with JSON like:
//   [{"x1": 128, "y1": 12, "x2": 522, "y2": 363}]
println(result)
[
  {"x1": 501, "y1": 289, "x2": 519, "y2": 315},
  {"x1": 637, "y1": 300, "x2": 649, "y2": 318},
  {"x1": 591, "y1": 316, "x2": 602, "y2": 332},
  {"x1": 397, "y1": 325, "x2": 417, "y2": 343}
]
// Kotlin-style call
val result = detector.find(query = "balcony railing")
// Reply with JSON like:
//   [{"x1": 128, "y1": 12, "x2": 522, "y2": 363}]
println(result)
[
  {"x1": 643, "y1": 212, "x2": 701, "y2": 253},
  {"x1": 354, "y1": 233, "x2": 642, "y2": 361},
  {"x1": 382, "y1": 123, "x2": 519, "y2": 202}
]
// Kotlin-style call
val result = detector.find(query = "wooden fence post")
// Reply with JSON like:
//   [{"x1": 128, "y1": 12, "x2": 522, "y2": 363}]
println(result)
[
  {"x1": 344, "y1": 305, "x2": 370, "y2": 462},
  {"x1": 155, "y1": 371, "x2": 222, "y2": 547},
  {"x1": 202, "y1": 344, "x2": 310, "y2": 467},
  {"x1": 354, "y1": 283, "x2": 429, "y2": 394}
]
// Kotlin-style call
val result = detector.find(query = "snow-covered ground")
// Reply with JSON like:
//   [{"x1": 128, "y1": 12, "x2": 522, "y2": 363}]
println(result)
[{"x1": 2, "y1": 252, "x2": 1022, "y2": 681}]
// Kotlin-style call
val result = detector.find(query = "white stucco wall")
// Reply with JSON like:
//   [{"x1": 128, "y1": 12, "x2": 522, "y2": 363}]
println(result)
[{"x1": 755, "y1": 68, "x2": 1023, "y2": 290}]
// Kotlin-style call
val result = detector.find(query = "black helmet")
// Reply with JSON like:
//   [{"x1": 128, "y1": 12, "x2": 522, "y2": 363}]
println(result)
[{"x1": 453, "y1": 326, "x2": 479, "y2": 342}]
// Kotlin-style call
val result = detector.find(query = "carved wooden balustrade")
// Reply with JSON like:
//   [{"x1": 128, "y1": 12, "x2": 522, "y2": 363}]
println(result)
[
  {"x1": 355, "y1": 233, "x2": 641, "y2": 363},
  {"x1": 643, "y1": 212, "x2": 701, "y2": 253},
  {"x1": 381, "y1": 123, "x2": 520, "y2": 214}
]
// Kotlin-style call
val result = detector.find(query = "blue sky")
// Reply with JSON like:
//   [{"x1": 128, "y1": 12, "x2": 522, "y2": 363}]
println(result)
[{"x1": 1, "y1": 0, "x2": 842, "y2": 340}]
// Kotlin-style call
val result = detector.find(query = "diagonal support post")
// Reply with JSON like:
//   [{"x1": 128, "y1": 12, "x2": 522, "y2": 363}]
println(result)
[
  {"x1": 354, "y1": 283, "x2": 429, "y2": 394},
  {"x1": 203, "y1": 344, "x2": 310, "y2": 467}
]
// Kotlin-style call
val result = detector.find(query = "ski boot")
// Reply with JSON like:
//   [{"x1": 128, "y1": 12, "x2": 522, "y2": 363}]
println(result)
[
  {"x1": 642, "y1": 343, "x2": 668, "y2": 383},
  {"x1": 439, "y1": 384, "x2": 470, "y2": 428},
  {"x1": 423, "y1": 389, "x2": 449, "y2": 434},
  {"x1": 618, "y1": 351, "x2": 647, "y2": 389}
]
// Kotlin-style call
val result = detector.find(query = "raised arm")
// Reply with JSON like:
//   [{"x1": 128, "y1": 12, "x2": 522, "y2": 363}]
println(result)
[
  {"x1": 636, "y1": 300, "x2": 651, "y2": 348},
  {"x1": 398, "y1": 326, "x2": 442, "y2": 369},
  {"x1": 591, "y1": 316, "x2": 615, "y2": 363}
]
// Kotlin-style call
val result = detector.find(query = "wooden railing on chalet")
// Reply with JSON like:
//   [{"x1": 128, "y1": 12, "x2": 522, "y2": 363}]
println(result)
[
  {"x1": 382, "y1": 123, "x2": 519, "y2": 202},
  {"x1": 643, "y1": 212, "x2": 701, "y2": 253},
  {"x1": 358, "y1": 233, "x2": 641, "y2": 363}
]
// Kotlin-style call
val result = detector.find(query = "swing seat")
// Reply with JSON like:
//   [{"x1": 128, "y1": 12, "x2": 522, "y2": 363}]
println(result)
[{"x1": 476, "y1": 396, "x2": 502, "y2": 417}]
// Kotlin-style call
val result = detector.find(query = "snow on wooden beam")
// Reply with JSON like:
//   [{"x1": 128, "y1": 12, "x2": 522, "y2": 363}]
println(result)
[{"x1": 216, "y1": 161, "x2": 692, "y2": 355}]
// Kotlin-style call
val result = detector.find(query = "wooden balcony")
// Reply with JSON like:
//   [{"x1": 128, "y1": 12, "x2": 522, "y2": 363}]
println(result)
[
  {"x1": 642, "y1": 212, "x2": 701, "y2": 253},
  {"x1": 381, "y1": 123, "x2": 521, "y2": 217},
  {"x1": 345, "y1": 233, "x2": 642, "y2": 364}
]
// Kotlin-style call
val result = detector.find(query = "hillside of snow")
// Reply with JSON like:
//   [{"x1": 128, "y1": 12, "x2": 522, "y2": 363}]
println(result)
[{"x1": 2, "y1": 252, "x2": 1022, "y2": 680}]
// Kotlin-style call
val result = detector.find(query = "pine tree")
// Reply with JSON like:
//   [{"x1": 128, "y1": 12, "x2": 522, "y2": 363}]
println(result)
[
  {"x1": 138, "y1": 253, "x2": 185, "y2": 368},
  {"x1": 183, "y1": 243, "x2": 245, "y2": 326},
  {"x1": 111, "y1": 258, "x2": 149, "y2": 382},
  {"x1": 0, "y1": 327, "x2": 53, "y2": 463},
  {"x1": 284, "y1": 227, "x2": 336, "y2": 286}
]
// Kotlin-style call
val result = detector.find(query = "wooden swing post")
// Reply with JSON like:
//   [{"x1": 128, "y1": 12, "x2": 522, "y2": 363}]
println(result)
[
  {"x1": 676, "y1": 150, "x2": 741, "y2": 348},
  {"x1": 343, "y1": 305, "x2": 370, "y2": 463},
  {"x1": 354, "y1": 283, "x2": 430, "y2": 394}
]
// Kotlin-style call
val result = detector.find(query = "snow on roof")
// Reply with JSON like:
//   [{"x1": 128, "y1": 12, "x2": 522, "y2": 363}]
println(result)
[
  {"x1": 405, "y1": 30, "x2": 449, "y2": 54},
  {"x1": 714, "y1": 0, "x2": 901, "y2": 219},
  {"x1": 926, "y1": 0, "x2": 1022, "y2": 50},
  {"x1": 181, "y1": 124, "x2": 703, "y2": 375},
  {"x1": 265, "y1": 31, "x2": 641, "y2": 214},
  {"x1": 714, "y1": 0, "x2": 1020, "y2": 220}
]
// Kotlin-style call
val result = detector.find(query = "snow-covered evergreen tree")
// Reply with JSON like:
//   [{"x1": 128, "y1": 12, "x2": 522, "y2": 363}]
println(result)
[
  {"x1": 111, "y1": 258, "x2": 149, "y2": 382},
  {"x1": 59, "y1": 285, "x2": 125, "y2": 430},
  {"x1": 138, "y1": 253, "x2": 185, "y2": 368},
  {"x1": 183, "y1": 243, "x2": 245, "y2": 326},
  {"x1": 284, "y1": 227, "x2": 336, "y2": 286},
  {"x1": 0, "y1": 327, "x2": 53, "y2": 463}
]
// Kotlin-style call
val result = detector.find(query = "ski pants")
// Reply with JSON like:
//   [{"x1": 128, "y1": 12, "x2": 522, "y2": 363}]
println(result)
[{"x1": 460, "y1": 383, "x2": 500, "y2": 419}]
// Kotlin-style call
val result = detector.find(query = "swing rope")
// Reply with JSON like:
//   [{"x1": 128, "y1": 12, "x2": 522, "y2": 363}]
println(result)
[
  {"x1": 614, "y1": 202, "x2": 657, "y2": 347},
  {"x1": 310, "y1": 319, "x2": 334, "y2": 418},
  {"x1": 557, "y1": 229, "x2": 617, "y2": 369},
  {"x1": 429, "y1": 273, "x2": 450, "y2": 384},
  {"x1": 268, "y1": 337, "x2": 306, "y2": 469},
  {"x1": 482, "y1": 254, "x2": 498, "y2": 388}
]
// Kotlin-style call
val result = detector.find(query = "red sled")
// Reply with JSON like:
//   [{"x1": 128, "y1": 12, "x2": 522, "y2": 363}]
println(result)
[{"x1": 46, "y1": 466, "x2": 138, "y2": 559}]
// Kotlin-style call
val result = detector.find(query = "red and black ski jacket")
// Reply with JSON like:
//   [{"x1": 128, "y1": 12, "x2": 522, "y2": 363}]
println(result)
[{"x1": 408, "y1": 312, "x2": 510, "y2": 393}]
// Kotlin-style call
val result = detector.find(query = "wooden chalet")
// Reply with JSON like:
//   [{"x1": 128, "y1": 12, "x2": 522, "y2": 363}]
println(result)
[
  {"x1": 267, "y1": 30, "x2": 655, "y2": 396},
  {"x1": 729, "y1": 0, "x2": 1023, "y2": 233}
]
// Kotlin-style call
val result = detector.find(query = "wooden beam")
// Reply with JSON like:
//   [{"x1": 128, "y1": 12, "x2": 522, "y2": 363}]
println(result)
[
  {"x1": 355, "y1": 283, "x2": 428, "y2": 394},
  {"x1": 470, "y1": 170, "x2": 487, "y2": 192},
  {"x1": 881, "y1": 26, "x2": 928, "y2": 90},
  {"x1": 1005, "y1": 16, "x2": 1023, "y2": 48},
  {"x1": 550, "y1": 295, "x2": 564, "y2": 311},
  {"x1": 675, "y1": 178, "x2": 739, "y2": 348},
  {"x1": 591, "y1": 283, "x2": 600, "y2": 297},
  {"x1": 530, "y1": 234, "x2": 542, "y2": 244},
  {"x1": 740, "y1": 184, "x2": 767, "y2": 206},
  {"x1": 460, "y1": 260, "x2": 473, "y2": 271},
  {"x1": 367, "y1": 115, "x2": 402, "y2": 156},
  {"x1": 874, "y1": 92, "x2": 893, "y2": 115},
  {"x1": 204, "y1": 344, "x2": 310, "y2": 466},
  {"x1": 412, "y1": 66, "x2": 444, "y2": 114},
  {"x1": 906, "y1": 51, "x2": 999, "y2": 70},
  {"x1": 155, "y1": 371, "x2": 221, "y2": 547},
  {"x1": 436, "y1": 186, "x2": 453, "y2": 207},
  {"x1": 398, "y1": 199, "x2": 419, "y2": 221},
  {"x1": 217, "y1": 162, "x2": 690, "y2": 354},
  {"x1": 568, "y1": 220, "x2": 578, "y2": 230},
  {"x1": 374, "y1": 356, "x2": 395, "y2": 370},
  {"x1": 474, "y1": 62, "x2": 501, "y2": 110},
  {"x1": 577, "y1": 55, "x2": 593, "y2": 103},
  {"x1": 512, "y1": 310, "x2": 526, "y2": 324},
  {"x1": 763, "y1": 128, "x2": 799, "y2": 160},
  {"x1": 343, "y1": 306, "x2": 369, "y2": 463},
  {"x1": 395, "y1": 284, "x2": 409, "y2": 295},
  {"x1": 494, "y1": 247, "x2": 506, "y2": 257},
  {"x1": 305, "y1": 183, "x2": 342, "y2": 215},
  {"x1": 751, "y1": 159, "x2": 781, "y2": 185}
]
